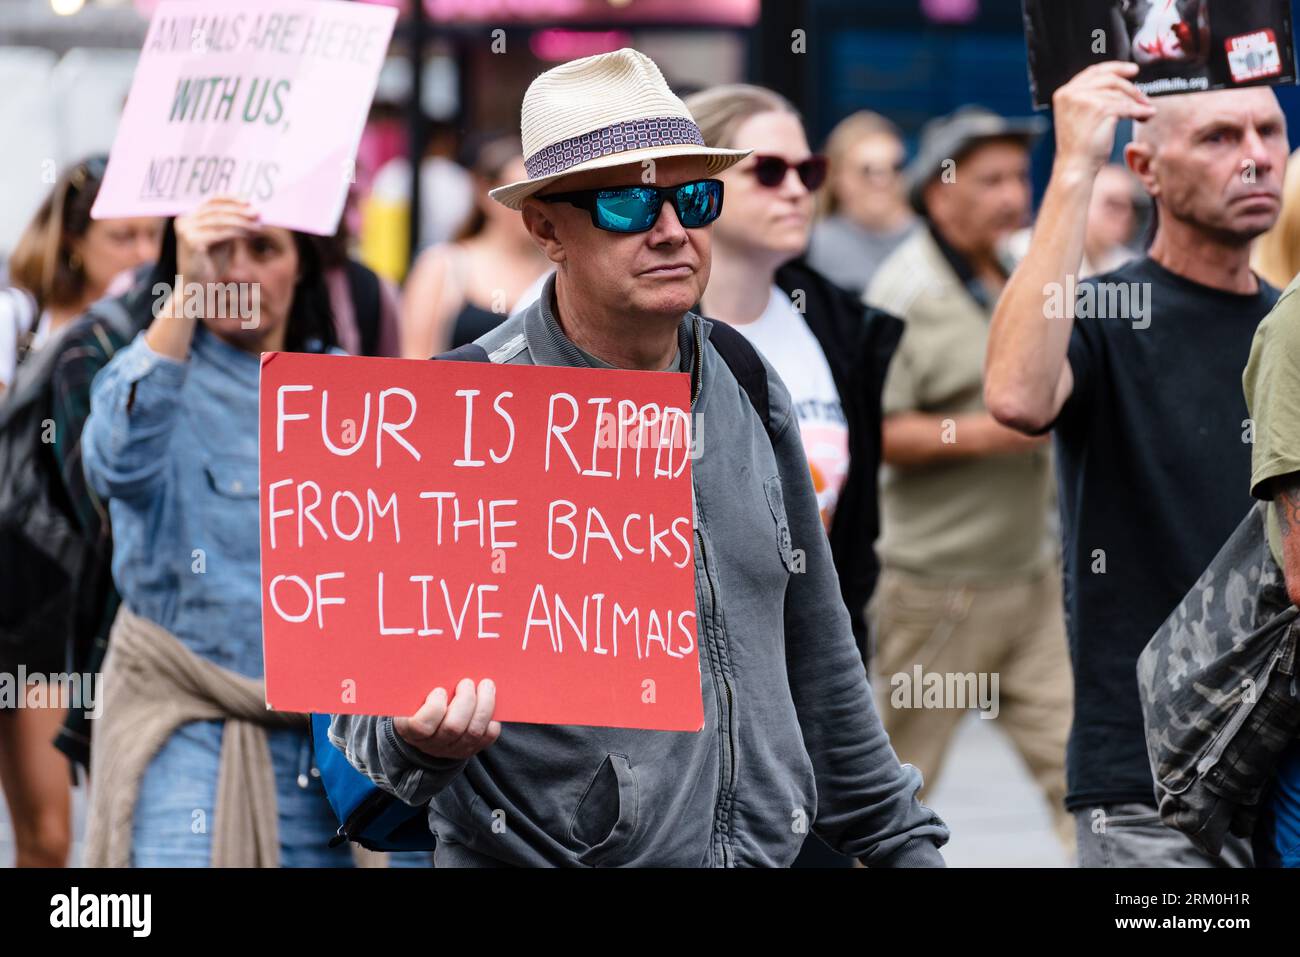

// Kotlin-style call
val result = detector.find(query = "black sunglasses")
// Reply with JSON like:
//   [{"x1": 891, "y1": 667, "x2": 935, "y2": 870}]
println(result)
[
  {"x1": 539, "y1": 178, "x2": 724, "y2": 233},
  {"x1": 750, "y1": 154, "x2": 828, "y2": 190}
]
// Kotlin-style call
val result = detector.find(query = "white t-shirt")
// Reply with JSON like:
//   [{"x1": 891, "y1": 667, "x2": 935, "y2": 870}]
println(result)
[{"x1": 729, "y1": 286, "x2": 850, "y2": 528}]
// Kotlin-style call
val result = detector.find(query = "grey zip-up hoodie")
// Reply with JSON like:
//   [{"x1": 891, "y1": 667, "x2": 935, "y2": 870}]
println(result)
[{"x1": 331, "y1": 277, "x2": 949, "y2": 867}]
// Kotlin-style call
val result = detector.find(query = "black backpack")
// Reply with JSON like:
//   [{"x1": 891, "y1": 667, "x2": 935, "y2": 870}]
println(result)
[
  {"x1": 0, "y1": 298, "x2": 135, "y2": 669},
  {"x1": 439, "y1": 318, "x2": 774, "y2": 434}
]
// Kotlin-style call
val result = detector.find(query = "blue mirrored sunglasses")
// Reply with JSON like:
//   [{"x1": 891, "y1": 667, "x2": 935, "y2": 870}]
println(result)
[{"x1": 538, "y1": 178, "x2": 724, "y2": 233}]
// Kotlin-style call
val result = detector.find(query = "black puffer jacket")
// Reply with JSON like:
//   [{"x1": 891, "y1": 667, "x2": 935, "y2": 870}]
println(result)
[{"x1": 775, "y1": 258, "x2": 903, "y2": 669}]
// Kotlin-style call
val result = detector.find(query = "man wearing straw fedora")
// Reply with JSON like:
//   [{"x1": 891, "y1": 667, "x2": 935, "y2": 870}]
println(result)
[{"x1": 333, "y1": 48, "x2": 948, "y2": 867}]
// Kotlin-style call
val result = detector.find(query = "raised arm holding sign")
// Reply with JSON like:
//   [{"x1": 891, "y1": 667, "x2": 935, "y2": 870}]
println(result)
[
  {"x1": 986, "y1": 62, "x2": 1156, "y2": 432},
  {"x1": 985, "y1": 42, "x2": 1287, "y2": 866}
]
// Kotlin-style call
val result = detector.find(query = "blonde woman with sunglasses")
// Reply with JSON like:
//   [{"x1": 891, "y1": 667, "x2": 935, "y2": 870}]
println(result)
[{"x1": 686, "y1": 85, "x2": 904, "y2": 765}]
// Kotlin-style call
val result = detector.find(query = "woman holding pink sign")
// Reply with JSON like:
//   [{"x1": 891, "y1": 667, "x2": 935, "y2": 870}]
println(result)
[{"x1": 79, "y1": 197, "x2": 355, "y2": 867}]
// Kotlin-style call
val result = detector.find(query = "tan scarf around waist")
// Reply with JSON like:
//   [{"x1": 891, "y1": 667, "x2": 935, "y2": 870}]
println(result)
[{"x1": 84, "y1": 605, "x2": 305, "y2": 867}]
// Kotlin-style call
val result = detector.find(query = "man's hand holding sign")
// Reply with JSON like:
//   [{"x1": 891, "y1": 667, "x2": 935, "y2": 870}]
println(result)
[
  {"x1": 394, "y1": 679, "x2": 502, "y2": 761},
  {"x1": 985, "y1": 61, "x2": 1156, "y2": 432}
]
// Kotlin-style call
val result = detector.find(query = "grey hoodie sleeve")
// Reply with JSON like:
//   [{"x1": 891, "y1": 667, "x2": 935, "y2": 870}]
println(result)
[
  {"x1": 763, "y1": 361, "x2": 950, "y2": 867},
  {"x1": 328, "y1": 713, "x2": 468, "y2": 807}
]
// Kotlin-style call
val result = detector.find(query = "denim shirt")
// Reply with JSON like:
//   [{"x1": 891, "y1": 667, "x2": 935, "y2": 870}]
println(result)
[{"x1": 83, "y1": 326, "x2": 273, "y2": 677}]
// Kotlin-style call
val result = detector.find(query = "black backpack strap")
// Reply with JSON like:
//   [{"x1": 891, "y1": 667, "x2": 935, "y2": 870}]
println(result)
[
  {"x1": 433, "y1": 343, "x2": 491, "y2": 362},
  {"x1": 432, "y1": 328, "x2": 776, "y2": 438},
  {"x1": 703, "y1": 318, "x2": 774, "y2": 438},
  {"x1": 88, "y1": 296, "x2": 139, "y2": 350}
]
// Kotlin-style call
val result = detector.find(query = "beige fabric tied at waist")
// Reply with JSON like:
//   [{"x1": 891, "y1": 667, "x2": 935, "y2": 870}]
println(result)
[{"x1": 84, "y1": 605, "x2": 305, "y2": 868}]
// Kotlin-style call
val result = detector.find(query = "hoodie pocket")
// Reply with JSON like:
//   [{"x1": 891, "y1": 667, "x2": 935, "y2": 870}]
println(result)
[
  {"x1": 568, "y1": 753, "x2": 639, "y2": 866},
  {"x1": 763, "y1": 475, "x2": 797, "y2": 574}
]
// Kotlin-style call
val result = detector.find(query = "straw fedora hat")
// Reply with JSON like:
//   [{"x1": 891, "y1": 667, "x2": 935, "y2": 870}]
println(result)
[{"x1": 489, "y1": 48, "x2": 752, "y2": 210}]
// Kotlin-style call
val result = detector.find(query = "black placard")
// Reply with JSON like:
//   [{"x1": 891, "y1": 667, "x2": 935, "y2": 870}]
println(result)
[{"x1": 1022, "y1": 0, "x2": 1298, "y2": 109}]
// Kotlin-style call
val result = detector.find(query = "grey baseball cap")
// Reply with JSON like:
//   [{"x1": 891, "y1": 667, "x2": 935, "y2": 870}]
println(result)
[{"x1": 905, "y1": 105, "x2": 1047, "y2": 213}]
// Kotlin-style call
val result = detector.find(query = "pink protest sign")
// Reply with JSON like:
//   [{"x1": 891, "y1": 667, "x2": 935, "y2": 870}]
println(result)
[{"x1": 97, "y1": 1, "x2": 397, "y2": 236}]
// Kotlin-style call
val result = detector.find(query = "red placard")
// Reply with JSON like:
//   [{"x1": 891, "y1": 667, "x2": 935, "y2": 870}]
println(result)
[{"x1": 258, "y1": 352, "x2": 702, "y2": 731}]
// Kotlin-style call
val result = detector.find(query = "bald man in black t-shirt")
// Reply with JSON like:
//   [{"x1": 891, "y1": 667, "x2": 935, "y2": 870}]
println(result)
[{"x1": 986, "y1": 62, "x2": 1287, "y2": 867}]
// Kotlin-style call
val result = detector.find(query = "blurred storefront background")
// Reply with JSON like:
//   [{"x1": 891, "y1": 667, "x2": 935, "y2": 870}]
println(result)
[{"x1": 6, "y1": 0, "x2": 1300, "y2": 278}]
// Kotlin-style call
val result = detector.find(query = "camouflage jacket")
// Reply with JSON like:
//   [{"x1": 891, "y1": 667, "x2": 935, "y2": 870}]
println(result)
[{"x1": 1137, "y1": 502, "x2": 1300, "y2": 856}]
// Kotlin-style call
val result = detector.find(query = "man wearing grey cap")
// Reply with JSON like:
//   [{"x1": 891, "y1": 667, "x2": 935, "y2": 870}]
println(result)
[{"x1": 865, "y1": 105, "x2": 1074, "y2": 853}]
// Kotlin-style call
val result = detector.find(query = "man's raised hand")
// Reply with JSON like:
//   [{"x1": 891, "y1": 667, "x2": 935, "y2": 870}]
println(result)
[{"x1": 1052, "y1": 62, "x2": 1157, "y2": 175}]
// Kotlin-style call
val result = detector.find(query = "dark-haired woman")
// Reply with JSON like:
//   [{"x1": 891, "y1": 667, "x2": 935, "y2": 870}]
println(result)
[
  {"x1": 0, "y1": 155, "x2": 160, "y2": 395},
  {"x1": 400, "y1": 135, "x2": 548, "y2": 356},
  {"x1": 81, "y1": 197, "x2": 352, "y2": 866},
  {"x1": 0, "y1": 155, "x2": 159, "y2": 868}
]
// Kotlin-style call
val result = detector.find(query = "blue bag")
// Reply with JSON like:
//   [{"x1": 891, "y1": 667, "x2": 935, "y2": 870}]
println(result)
[{"x1": 309, "y1": 713, "x2": 437, "y2": 852}]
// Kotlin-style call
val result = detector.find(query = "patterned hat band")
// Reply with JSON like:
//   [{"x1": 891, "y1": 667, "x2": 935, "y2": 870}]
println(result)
[{"x1": 524, "y1": 115, "x2": 706, "y2": 180}]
